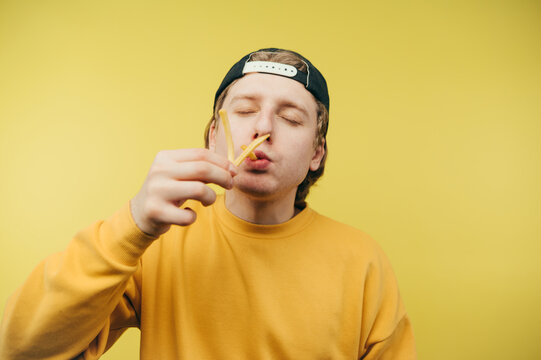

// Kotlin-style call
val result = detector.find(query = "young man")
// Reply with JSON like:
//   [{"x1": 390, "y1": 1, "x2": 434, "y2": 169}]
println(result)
[{"x1": 0, "y1": 48, "x2": 416, "y2": 359}]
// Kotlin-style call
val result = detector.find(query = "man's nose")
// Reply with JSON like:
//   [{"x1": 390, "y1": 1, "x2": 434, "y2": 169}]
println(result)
[{"x1": 252, "y1": 110, "x2": 273, "y2": 141}]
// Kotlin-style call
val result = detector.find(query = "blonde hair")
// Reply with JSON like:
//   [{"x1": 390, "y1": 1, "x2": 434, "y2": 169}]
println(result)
[{"x1": 204, "y1": 49, "x2": 329, "y2": 209}]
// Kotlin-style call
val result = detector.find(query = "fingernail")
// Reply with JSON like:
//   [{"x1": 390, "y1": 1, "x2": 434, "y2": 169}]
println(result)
[{"x1": 229, "y1": 164, "x2": 238, "y2": 176}]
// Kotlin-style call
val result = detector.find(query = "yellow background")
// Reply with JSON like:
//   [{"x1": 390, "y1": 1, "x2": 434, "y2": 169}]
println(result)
[{"x1": 1, "y1": 0, "x2": 540, "y2": 359}]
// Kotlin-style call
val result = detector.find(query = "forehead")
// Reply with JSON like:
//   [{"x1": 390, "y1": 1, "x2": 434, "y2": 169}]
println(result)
[{"x1": 224, "y1": 73, "x2": 318, "y2": 115}]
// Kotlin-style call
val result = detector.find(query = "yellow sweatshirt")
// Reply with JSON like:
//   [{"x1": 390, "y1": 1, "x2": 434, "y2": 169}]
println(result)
[{"x1": 0, "y1": 196, "x2": 416, "y2": 359}]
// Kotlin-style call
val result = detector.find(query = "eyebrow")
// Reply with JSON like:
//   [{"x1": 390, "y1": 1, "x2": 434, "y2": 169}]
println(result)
[
  {"x1": 229, "y1": 94, "x2": 260, "y2": 104},
  {"x1": 229, "y1": 94, "x2": 309, "y2": 117}
]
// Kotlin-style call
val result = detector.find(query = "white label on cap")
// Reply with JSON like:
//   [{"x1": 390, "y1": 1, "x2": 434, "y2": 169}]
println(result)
[{"x1": 242, "y1": 61, "x2": 298, "y2": 77}]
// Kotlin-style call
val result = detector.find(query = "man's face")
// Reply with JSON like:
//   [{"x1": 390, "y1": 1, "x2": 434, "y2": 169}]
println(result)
[{"x1": 210, "y1": 73, "x2": 325, "y2": 201}]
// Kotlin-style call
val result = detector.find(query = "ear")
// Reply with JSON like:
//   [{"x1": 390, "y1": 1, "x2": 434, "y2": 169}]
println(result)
[
  {"x1": 208, "y1": 121, "x2": 217, "y2": 152},
  {"x1": 309, "y1": 139, "x2": 325, "y2": 171}
]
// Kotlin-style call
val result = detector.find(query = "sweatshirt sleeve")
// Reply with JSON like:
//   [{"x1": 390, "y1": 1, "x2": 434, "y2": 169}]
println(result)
[
  {"x1": 358, "y1": 245, "x2": 417, "y2": 360},
  {"x1": 0, "y1": 202, "x2": 157, "y2": 360}
]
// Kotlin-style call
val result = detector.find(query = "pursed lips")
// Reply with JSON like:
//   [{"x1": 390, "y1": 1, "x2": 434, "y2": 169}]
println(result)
[{"x1": 253, "y1": 150, "x2": 271, "y2": 161}]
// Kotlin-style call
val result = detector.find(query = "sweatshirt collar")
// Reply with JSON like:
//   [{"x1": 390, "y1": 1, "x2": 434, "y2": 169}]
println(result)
[{"x1": 212, "y1": 194, "x2": 315, "y2": 239}]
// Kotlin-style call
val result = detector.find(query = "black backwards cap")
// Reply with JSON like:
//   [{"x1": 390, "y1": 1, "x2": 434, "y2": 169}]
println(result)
[{"x1": 213, "y1": 48, "x2": 330, "y2": 112}]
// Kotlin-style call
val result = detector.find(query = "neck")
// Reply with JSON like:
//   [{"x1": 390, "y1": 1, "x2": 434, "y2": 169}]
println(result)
[{"x1": 224, "y1": 189, "x2": 298, "y2": 225}]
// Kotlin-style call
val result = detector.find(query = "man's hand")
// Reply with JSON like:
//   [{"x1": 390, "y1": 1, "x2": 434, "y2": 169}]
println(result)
[{"x1": 130, "y1": 148, "x2": 237, "y2": 238}]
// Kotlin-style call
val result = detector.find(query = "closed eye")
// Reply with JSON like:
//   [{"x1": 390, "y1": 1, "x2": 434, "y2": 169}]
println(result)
[
  {"x1": 235, "y1": 109, "x2": 257, "y2": 116},
  {"x1": 279, "y1": 115, "x2": 301, "y2": 125}
]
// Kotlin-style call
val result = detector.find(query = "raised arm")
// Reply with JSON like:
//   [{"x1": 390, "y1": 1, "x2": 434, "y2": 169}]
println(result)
[{"x1": 0, "y1": 148, "x2": 236, "y2": 359}]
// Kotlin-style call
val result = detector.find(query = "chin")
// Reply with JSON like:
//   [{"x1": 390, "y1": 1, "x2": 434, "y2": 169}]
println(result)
[
  {"x1": 233, "y1": 175, "x2": 280, "y2": 198},
  {"x1": 233, "y1": 173, "x2": 300, "y2": 203},
  {"x1": 235, "y1": 182, "x2": 276, "y2": 198}
]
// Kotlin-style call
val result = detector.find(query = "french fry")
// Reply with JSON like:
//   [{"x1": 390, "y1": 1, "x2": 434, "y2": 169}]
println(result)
[
  {"x1": 218, "y1": 109, "x2": 235, "y2": 162},
  {"x1": 217, "y1": 108, "x2": 269, "y2": 167},
  {"x1": 234, "y1": 134, "x2": 270, "y2": 167},
  {"x1": 241, "y1": 145, "x2": 258, "y2": 160}
]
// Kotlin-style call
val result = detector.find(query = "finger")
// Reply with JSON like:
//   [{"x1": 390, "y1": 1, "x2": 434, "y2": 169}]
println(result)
[
  {"x1": 160, "y1": 148, "x2": 234, "y2": 173},
  {"x1": 160, "y1": 180, "x2": 218, "y2": 207},
  {"x1": 165, "y1": 161, "x2": 234, "y2": 190},
  {"x1": 159, "y1": 205, "x2": 197, "y2": 227}
]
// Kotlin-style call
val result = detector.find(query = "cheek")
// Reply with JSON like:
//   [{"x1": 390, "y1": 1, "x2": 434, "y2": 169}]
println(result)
[
  {"x1": 288, "y1": 142, "x2": 316, "y2": 171},
  {"x1": 215, "y1": 124, "x2": 250, "y2": 157},
  {"x1": 214, "y1": 128, "x2": 229, "y2": 155},
  {"x1": 229, "y1": 122, "x2": 255, "y2": 149},
  {"x1": 291, "y1": 132, "x2": 317, "y2": 155}
]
